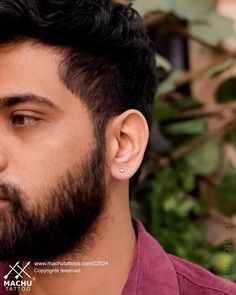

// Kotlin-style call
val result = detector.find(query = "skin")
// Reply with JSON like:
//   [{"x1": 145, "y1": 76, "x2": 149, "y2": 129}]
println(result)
[{"x1": 0, "y1": 41, "x2": 149, "y2": 295}]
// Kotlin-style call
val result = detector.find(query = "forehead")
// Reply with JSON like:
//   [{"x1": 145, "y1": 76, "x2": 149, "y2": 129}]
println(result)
[
  {"x1": 0, "y1": 41, "x2": 62, "y2": 95},
  {"x1": 0, "y1": 41, "x2": 81, "y2": 109}
]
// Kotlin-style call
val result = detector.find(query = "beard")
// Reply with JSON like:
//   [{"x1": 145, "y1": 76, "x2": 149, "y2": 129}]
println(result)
[{"x1": 0, "y1": 139, "x2": 107, "y2": 261}]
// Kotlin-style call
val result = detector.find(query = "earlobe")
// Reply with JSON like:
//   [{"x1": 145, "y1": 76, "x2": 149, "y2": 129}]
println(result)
[{"x1": 109, "y1": 109, "x2": 149, "y2": 181}]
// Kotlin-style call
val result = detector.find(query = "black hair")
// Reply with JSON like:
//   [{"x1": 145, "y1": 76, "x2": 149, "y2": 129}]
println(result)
[{"x1": 0, "y1": 0, "x2": 158, "y2": 191}]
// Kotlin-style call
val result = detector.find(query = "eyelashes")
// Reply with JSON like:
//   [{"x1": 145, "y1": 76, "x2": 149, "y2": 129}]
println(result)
[{"x1": 11, "y1": 114, "x2": 42, "y2": 128}]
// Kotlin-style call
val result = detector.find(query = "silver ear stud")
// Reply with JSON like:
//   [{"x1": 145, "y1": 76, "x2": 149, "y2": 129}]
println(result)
[{"x1": 120, "y1": 168, "x2": 125, "y2": 173}]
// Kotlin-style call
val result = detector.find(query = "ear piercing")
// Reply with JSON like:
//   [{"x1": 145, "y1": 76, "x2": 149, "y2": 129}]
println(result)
[{"x1": 120, "y1": 168, "x2": 125, "y2": 173}]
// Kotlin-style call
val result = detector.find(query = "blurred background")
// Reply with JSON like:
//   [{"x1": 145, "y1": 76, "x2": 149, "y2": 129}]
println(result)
[{"x1": 121, "y1": 0, "x2": 236, "y2": 282}]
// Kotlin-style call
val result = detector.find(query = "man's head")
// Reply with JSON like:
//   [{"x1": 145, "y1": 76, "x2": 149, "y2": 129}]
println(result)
[{"x1": 0, "y1": 0, "x2": 157, "y2": 261}]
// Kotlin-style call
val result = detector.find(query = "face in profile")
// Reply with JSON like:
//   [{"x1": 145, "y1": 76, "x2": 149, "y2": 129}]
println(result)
[{"x1": 0, "y1": 41, "x2": 108, "y2": 261}]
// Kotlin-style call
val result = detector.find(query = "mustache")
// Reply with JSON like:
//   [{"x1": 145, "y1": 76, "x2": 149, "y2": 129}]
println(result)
[{"x1": 0, "y1": 183, "x2": 22, "y2": 210}]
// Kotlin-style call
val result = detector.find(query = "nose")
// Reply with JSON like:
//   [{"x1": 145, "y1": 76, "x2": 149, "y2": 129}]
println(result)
[
  {"x1": 0, "y1": 147, "x2": 8, "y2": 172},
  {"x1": 0, "y1": 122, "x2": 10, "y2": 172}
]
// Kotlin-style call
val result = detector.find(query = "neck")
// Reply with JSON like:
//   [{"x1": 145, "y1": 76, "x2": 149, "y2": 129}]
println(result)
[{"x1": 19, "y1": 184, "x2": 136, "y2": 295}]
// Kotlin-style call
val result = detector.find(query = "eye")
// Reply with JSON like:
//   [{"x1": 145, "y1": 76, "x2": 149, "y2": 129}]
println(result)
[{"x1": 11, "y1": 114, "x2": 42, "y2": 127}]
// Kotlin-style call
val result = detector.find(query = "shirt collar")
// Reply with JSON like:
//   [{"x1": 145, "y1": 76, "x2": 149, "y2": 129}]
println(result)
[{"x1": 122, "y1": 219, "x2": 180, "y2": 295}]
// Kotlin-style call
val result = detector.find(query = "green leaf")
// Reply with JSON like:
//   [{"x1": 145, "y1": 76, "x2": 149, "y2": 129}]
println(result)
[
  {"x1": 163, "y1": 118, "x2": 206, "y2": 135},
  {"x1": 157, "y1": 71, "x2": 183, "y2": 96},
  {"x1": 189, "y1": 21, "x2": 218, "y2": 46},
  {"x1": 134, "y1": 0, "x2": 213, "y2": 20},
  {"x1": 172, "y1": 0, "x2": 212, "y2": 21},
  {"x1": 227, "y1": 129, "x2": 236, "y2": 147},
  {"x1": 177, "y1": 198, "x2": 200, "y2": 217},
  {"x1": 182, "y1": 174, "x2": 195, "y2": 192},
  {"x1": 163, "y1": 196, "x2": 178, "y2": 212},
  {"x1": 175, "y1": 96, "x2": 203, "y2": 110},
  {"x1": 156, "y1": 54, "x2": 172, "y2": 72},
  {"x1": 215, "y1": 167, "x2": 236, "y2": 215},
  {"x1": 154, "y1": 100, "x2": 177, "y2": 120},
  {"x1": 185, "y1": 139, "x2": 221, "y2": 175},
  {"x1": 203, "y1": 59, "x2": 235, "y2": 78},
  {"x1": 133, "y1": 0, "x2": 171, "y2": 17},
  {"x1": 215, "y1": 77, "x2": 236, "y2": 103},
  {"x1": 208, "y1": 12, "x2": 235, "y2": 40},
  {"x1": 211, "y1": 252, "x2": 234, "y2": 274},
  {"x1": 189, "y1": 12, "x2": 234, "y2": 46},
  {"x1": 153, "y1": 1, "x2": 172, "y2": 13}
]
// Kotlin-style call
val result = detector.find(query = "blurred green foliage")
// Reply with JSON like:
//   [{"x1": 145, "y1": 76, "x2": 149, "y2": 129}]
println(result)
[{"x1": 132, "y1": 0, "x2": 236, "y2": 282}]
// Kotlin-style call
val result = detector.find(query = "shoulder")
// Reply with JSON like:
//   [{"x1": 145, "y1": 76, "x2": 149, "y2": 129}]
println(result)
[{"x1": 167, "y1": 253, "x2": 236, "y2": 295}]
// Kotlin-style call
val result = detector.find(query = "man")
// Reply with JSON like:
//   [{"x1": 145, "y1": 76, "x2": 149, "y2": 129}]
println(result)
[{"x1": 0, "y1": 0, "x2": 235, "y2": 294}]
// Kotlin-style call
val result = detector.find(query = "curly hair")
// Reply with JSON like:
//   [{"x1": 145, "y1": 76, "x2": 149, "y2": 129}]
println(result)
[
  {"x1": 0, "y1": 0, "x2": 158, "y2": 189},
  {"x1": 0, "y1": 0, "x2": 157, "y2": 125}
]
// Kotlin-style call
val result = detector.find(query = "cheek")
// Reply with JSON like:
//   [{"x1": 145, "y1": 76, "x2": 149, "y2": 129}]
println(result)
[{"x1": 11, "y1": 121, "x2": 92, "y2": 201}]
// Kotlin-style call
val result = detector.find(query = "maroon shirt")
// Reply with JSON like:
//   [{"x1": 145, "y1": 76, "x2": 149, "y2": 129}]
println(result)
[
  {"x1": 122, "y1": 219, "x2": 236, "y2": 295},
  {"x1": 0, "y1": 219, "x2": 236, "y2": 295}
]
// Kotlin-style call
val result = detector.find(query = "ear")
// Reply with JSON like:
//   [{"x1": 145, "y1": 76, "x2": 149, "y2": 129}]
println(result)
[{"x1": 107, "y1": 109, "x2": 149, "y2": 181}]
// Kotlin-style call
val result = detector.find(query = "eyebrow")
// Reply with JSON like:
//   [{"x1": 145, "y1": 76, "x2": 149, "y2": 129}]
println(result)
[{"x1": 0, "y1": 94, "x2": 58, "y2": 109}]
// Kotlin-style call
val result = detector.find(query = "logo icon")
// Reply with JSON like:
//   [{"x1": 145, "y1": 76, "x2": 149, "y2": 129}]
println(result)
[{"x1": 3, "y1": 261, "x2": 31, "y2": 280}]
